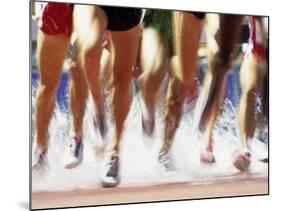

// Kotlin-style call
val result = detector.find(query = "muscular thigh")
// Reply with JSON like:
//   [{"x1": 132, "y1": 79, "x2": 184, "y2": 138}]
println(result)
[
  {"x1": 140, "y1": 28, "x2": 168, "y2": 73},
  {"x1": 73, "y1": 5, "x2": 108, "y2": 47},
  {"x1": 110, "y1": 26, "x2": 141, "y2": 82}
]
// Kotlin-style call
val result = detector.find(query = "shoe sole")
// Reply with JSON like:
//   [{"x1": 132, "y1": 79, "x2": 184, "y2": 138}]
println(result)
[{"x1": 101, "y1": 179, "x2": 120, "y2": 188}]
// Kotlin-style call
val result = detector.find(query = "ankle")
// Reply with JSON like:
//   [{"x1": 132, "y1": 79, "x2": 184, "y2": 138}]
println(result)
[{"x1": 70, "y1": 131, "x2": 82, "y2": 143}]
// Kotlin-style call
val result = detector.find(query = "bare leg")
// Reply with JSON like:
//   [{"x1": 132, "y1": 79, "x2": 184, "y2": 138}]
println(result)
[
  {"x1": 64, "y1": 44, "x2": 91, "y2": 169},
  {"x1": 65, "y1": 43, "x2": 112, "y2": 169},
  {"x1": 233, "y1": 17, "x2": 268, "y2": 171},
  {"x1": 32, "y1": 30, "x2": 70, "y2": 170},
  {"x1": 199, "y1": 15, "x2": 244, "y2": 163},
  {"x1": 234, "y1": 51, "x2": 267, "y2": 171},
  {"x1": 99, "y1": 48, "x2": 112, "y2": 118},
  {"x1": 159, "y1": 12, "x2": 203, "y2": 156},
  {"x1": 35, "y1": 31, "x2": 70, "y2": 149},
  {"x1": 239, "y1": 54, "x2": 265, "y2": 150},
  {"x1": 138, "y1": 28, "x2": 169, "y2": 135},
  {"x1": 101, "y1": 25, "x2": 141, "y2": 188},
  {"x1": 108, "y1": 25, "x2": 141, "y2": 153},
  {"x1": 73, "y1": 5, "x2": 108, "y2": 137},
  {"x1": 69, "y1": 47, "x2": 88, "y2": 136}
]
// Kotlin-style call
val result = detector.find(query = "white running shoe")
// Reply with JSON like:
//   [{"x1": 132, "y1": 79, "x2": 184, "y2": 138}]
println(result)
[
  {"x1": 101, "y1": 152, "x2": 120, "y2": 187},
  {"x1": 158, "y1": 151, "x2": 176, "y2": 173},
  {"x1": 32, "y1": 143, "x2": 48, "y2": 171},
  {"x1": 64, "y1": 133, "x2": 83, "y2": 169}
]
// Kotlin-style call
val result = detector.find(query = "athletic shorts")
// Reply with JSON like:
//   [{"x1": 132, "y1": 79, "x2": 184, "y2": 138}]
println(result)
[
  {"x1": 100, "y1": 6, "x2": 143, "y2": 31},
  {"x1": 37, "y1": 3, "x2": 73, "y2": 36},
  {"x1": 245, "y1": 16, "x2": 266, "y2": 60},
  {"x1": 143, "y1": 9, "x2": 173, "y2": 53}
]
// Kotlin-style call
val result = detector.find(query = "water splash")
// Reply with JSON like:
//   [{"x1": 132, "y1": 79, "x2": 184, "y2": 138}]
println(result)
[{"x1": 32, "y1": 83, "x2": 268, "y2": 192}]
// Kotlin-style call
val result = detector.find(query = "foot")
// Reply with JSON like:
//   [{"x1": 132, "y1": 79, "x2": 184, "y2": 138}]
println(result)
[
  {"x1": 64, "y1": 133, "x2": 83, "y2": 169},
  {"x1": 158, "y1": 151, "x2": 176, "y2": 173},
  {"x1": 101, "y1": 152, "x2": 120, "y2": 187},
  {"x1": 32, "y1": 143, "x2": 48, "y2": 171},
  {"x1": 233, "y1": 151, "x2": 251, "y2": 171},
  {"x1": 200, "y1": 142, "x2": 215, "y2": 164}
]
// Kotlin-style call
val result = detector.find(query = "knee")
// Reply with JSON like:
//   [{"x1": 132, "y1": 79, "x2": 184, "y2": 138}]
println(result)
[
  {"x1": 81, "y1": 44, "x2": 101, "y2": 73},
  {"x1": 69, "y1": 60, "x2": 85, "y2": 81},
  {"x1": 37, "y1": 81, "x2": 59, "y2": 100}
]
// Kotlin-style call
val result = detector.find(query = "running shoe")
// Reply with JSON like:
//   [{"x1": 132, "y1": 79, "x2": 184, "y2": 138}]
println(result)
[
  {"x1": 101, "y1": 152, "x2": 120, "y2": 187},
  {"x1": 32, "y1": 143, "x2": 48, "y2": 171},
  {"x1": 233, "y1": 150, "x2": 251, "y2": 171},
  {"x1": 64, "y1": 133, "x2": 83, "y2": 169},
  {"x1": 158, "y1": 151, "x2": 176, "y2": 173}
]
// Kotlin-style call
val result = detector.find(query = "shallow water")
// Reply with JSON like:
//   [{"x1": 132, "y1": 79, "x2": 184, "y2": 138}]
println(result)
[{"x1": 31, "y1": 74, "x2": 268, "y2": 192}]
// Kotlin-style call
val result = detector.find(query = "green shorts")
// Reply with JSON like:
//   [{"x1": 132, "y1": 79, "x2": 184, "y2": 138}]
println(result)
[{"x1": 143, "y1": 9, "x2": 173, "y2": 55}]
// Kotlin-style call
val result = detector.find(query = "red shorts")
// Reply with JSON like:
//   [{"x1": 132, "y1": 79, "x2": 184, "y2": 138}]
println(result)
[
  {"x1": 37, "y1": 3, "x2": 73, "y2": 36},
  {"x1": 250, "y1": 43, "x2": 266, "y2": 60},
  {"x1": 245, "y1": 16, "x2": 266, "y2": 60}
]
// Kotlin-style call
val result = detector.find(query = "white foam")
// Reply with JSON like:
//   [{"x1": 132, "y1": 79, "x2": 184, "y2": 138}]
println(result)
[{"x1": 32, "y1": 93, "x2": 268, "y2": 192}]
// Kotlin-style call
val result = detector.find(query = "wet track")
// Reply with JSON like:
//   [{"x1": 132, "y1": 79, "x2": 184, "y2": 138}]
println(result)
[{"x1": 32, "y1": 173, "x2": 268, "y2": 209}]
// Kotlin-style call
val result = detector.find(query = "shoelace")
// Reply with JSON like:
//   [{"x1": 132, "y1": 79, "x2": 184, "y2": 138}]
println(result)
[
  {"x1": 159, "y1": 153, "x2": 174, "y2": 170},
  {"x1": 69, "y1": 135, "x2": 82, "y2": 156},
  {"x1": 106, "y1": 156, "x2": 119, "y2": 177}
]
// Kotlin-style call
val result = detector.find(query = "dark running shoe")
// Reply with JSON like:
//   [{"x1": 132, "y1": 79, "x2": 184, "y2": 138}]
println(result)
[
  {"x1": 64, "y1": 134, "x2": 83, "y2": 169},
  {"x1": 101, "y1": 152, "x2": 120, "y2": 187}
]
